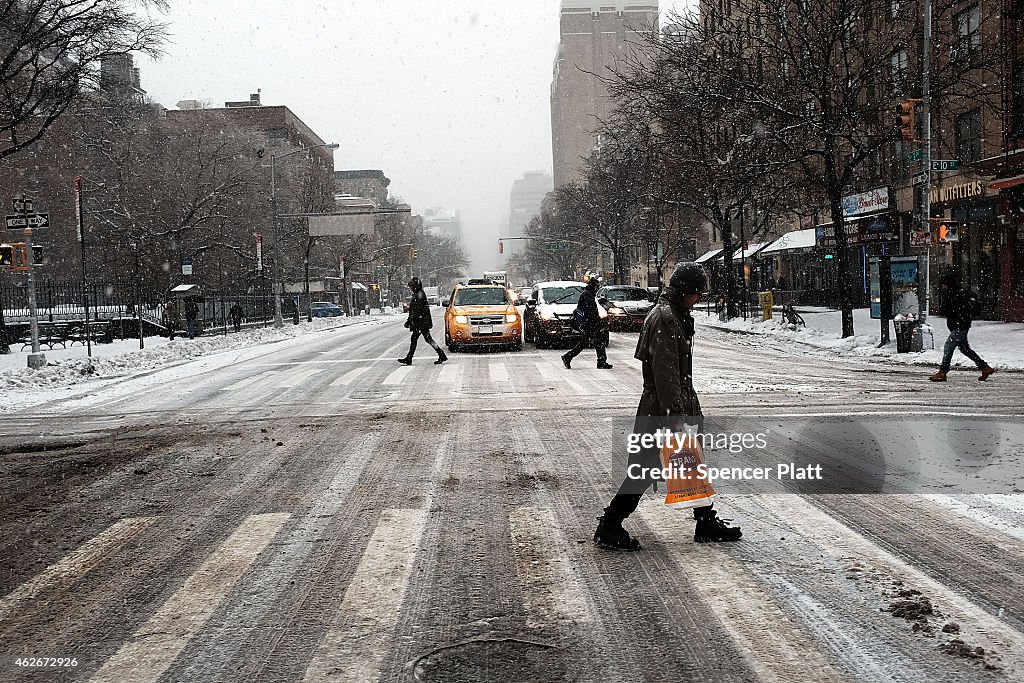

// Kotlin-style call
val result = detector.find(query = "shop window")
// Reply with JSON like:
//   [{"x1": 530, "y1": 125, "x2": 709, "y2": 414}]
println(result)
[
  {"x1": 955, "y1": 108, "x2": 983, "y2": 162},
  {"x1": 1016, "y1": 232, "x2": 1024, "y2": 297}
]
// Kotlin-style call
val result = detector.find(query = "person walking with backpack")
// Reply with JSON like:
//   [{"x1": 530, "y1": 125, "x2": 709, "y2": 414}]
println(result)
[
  {"x1": 930, "y1": 266, "x2": 996, "y2": 382},
  {"x1": 562, "y1": 272, "x2": 612, "y2": 370},
  {"x1": 398, "y1": 277, "x2": 447, "y2": 365},
  {"x1": 594, "y1": 262, "x2": 741, "y2": 550}
]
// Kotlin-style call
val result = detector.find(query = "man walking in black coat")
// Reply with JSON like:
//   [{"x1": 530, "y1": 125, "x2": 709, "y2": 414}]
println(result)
[
  {"x1": 399, "y1": 277, "x2": 448, "y2": 365},
  {"x1": 594, "y1": 262, "x2": 741, "y2": 550},
  {"x1": 930, "y1": 266, "x2": 995, "y2": 382},
  {"x1": 562, "y1": 272, "x2": 612, "y2": 369}
]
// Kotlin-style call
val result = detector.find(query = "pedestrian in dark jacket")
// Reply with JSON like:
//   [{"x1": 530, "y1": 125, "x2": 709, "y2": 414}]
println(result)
[
  {"x1": 163, "y1": 299, "x2": 180, "y2": 341},
  {"x1": 930, "y1": 266, "x2": 995, "y2": 382},
  {"x1": 399, "y1": 277, "x2": 448, "y2": 365},
  {"x1": 229, "y1": 304, "x2": 243, "y2": 332},
  {"x1": 594, "y1": 261, "x2": 741, "y2": 551},
  {"x1": 184, "y1": 298, "x2": 199, "y2": 339},
  {"x1": 562, "y1": 272, "x2": 612, "y2": 369}
]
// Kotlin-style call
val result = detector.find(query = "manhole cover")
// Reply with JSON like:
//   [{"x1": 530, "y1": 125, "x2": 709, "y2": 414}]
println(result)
[{"x1": 412, "y1": 638, "x2": 571, "y2": 682}]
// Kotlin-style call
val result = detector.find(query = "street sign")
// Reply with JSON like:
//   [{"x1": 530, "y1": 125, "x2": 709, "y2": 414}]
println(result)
[
  {"x1": 931, "y1": 159, "x2": 959, "y2": 171},
  {"x1": 542, "y1": 241, "x2": 571, "y2": 252},
  {"x1": 910, "y1": 230, "x2": 931, "y2": 247},
  {"x1": 181, "y1": 256, "x2": 193, "y2": 276},
  {"x1": 5, "y1": 213, "x2": 49, "y2": 229},
  {"x1": 907, "y1": 149, "x2": 923, "y2": 162},
  {"x1": 13, "y1": 198, "x2": 33, "y2": 213},
  {"x1": 911, "y1": 172, "x2": 928, "y2": 186}
]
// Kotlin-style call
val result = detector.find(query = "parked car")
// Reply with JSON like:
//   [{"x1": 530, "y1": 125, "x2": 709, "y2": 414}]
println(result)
[
  {"x1": 597, "y1": 285, "x2": 655, "y2": 331},
  {"x1": 310, "y1": 301, "x2": 344, "y2": 317},
  {"x1": 522, "y1": 281, "x2": 608, "y2": 348},
  {"x1": 443, "y1": 283, "x2": 522, "y2": 351}
]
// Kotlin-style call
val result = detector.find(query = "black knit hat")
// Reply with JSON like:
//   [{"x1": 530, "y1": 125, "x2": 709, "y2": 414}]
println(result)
[
  {"x1": 408, "y1": 277, "x2": 422, "y2": 291},
  {"x1": 669, "y1": 262, "x2": 708, "y2": 295}
]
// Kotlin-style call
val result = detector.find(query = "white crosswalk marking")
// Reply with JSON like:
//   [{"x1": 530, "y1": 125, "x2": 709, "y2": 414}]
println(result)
[
  {"x1": 489, "y1": 361, "x2": 510, "y2": 384},
  {"x1": 302, "y1": 508, "x2": 427, "y2": 682},
  {"x1": 331, "y1": 365, "x2": 373, "y2": 386},
  {"x1": 382, "y1": 366, "x2": 413, "y2": 385},
  {"x1": 220, "y1": 371, "x2": 277, "y2": 392},
  {"x1": 637, "y1": 502, "x2": 846, "y2": 682},
  {"x1": 0, "y1": 517, "x2": 156, "y2": 622},
  {"x1": 89, "y1": 513, "x2": 290, "y2": 683},
  {"x1": 437, "y1": 362, "x2": 460, "y2": 383},
  {"x1": 279, "y1": 368, "x2": 324, "y2": 388},
  {"x1": 509, "y1": 506, "x2": 593, "y2": 629},
  {"x1": 757, "y1": 495, "x2": 1024, "y2": 678}
]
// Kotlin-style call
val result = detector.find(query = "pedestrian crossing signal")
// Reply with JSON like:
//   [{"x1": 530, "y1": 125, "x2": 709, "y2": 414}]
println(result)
[{"x1": 937, "y1": 222, "x2": 959, "y2": 243}]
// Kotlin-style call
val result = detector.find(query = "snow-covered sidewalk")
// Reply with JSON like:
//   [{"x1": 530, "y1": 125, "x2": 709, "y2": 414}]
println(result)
[
  {"x1": 0, "y1": 313, "x2": 393, "y2": 411},
  {"x1": 697, "y1": 305, "x2": 1024, "y2": 371}
]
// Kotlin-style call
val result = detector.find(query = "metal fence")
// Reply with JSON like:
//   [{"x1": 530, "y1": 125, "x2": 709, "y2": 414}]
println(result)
[{"x1": 0, "y1": 281, "x2": 278, "y2": 340}]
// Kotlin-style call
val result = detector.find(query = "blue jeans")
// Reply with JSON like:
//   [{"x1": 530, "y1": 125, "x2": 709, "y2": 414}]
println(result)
[{"x1": 940, "y1": 328, "x2": 986, "y2": 373}]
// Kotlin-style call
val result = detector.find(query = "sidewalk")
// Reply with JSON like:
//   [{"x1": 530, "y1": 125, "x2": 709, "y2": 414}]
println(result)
[
  {"x1": 0, "y1": 313, "x2": 392, "y2": 410},
  {"x1": 697, "y1": 305, "x2": 1024, "y2": 371}
]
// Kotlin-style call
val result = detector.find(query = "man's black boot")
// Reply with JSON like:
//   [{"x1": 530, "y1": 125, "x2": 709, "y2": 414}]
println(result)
[
  {"x1": 435, "y1": 351, "x2": 448, "y2": 365},
  {"x1": 397, "y1": 357, "x2": 412, "y2": 365},
  {"x1": 593, "y1": 514, "x2": 641, "y2": 551},
  {"x1": 694, "y1": 509, "x2": 742, "y2": 543}
]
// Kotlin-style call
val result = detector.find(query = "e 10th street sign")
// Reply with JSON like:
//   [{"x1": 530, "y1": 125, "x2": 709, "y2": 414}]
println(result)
[
  {"x1": 931, "y1": 159, "x2": 959, "y2": 171},
  {"x1": 542, "y1": 241, "x2": 571, "y2": 252},
  {"x1": 5, "y1": 213, "x2": 49, "y2": 229}
]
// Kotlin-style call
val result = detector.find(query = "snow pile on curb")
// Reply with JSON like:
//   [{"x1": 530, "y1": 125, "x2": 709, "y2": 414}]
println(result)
[
  {"x1": 0, "y1": 315, "x2": 388, "y2": 393},
  {"x1": 699, "y1": 311, "x2": 1024, "y2": 371}
]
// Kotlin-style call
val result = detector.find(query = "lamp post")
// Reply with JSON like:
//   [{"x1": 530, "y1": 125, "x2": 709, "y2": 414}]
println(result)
[{"x1": 269, "y1": 142, "x2": 339, "y2": 327}]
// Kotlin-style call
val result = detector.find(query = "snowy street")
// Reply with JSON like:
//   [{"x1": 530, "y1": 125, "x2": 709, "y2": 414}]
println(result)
[{"x1": 0, "y1": 314, "x2": 1021, "y2": 681}]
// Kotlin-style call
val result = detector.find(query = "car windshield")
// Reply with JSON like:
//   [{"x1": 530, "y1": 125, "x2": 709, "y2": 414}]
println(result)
[
  {"x1": 541, "y1": 286, "x2": 584, "y2": 304},
  {"x1": 601, "y1": 287, "x2": 649, "y2": 301},
  {"x1": 453, "y1": 288, "x2": 509, "y2": 306}
]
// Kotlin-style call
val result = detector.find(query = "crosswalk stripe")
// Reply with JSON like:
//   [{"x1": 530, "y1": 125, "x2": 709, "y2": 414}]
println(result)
[
  {"x1": 637, "y1": 502, "x2": 846, "y2": 682},
  {"x1": 489, "y1": 361, "x2": 511, "y2": 384},
  {"x1": 757, "y1": 495, "x2": 1024, "y2": 678},
  {"x1": 436, "y1": 362, "x2": 459, "y2": 383},
  {"x1": 382, "y1": 366, "x2": 413, "y2": 386},
  {"x1": 302, "y1": 508, "x2": 427, "y2": 682},
  {"x1": 0, "y1": 517, "x2": 156, "y2": 622},
  {"x1": 279, "y1": 368, "x2": 324, "y2": 388},
  {"x1": 89, "y1": 513, "x2": 290, "y2": 683},
  {"x1": 220, "y1": 371, "x2": 277, "y2": 392},
  {"x1": 531, "y1": 361, "x2": 589, "y2": 395},
  {"x1": 331, "y1": 365, "x2": 373, "y2": 386},
  {"x1": 509, "y1": 506, "x2": 593, "y2": 629}
]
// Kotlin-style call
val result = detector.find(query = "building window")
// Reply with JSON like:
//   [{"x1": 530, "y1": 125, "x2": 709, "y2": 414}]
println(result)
[
  {"x1": 890, "y1": 0, "x2": 901, "y2": 17},
  {"x1": 954, "y1": 6, "x2": 981, "y2": 61},
  {"x1": 955, "y1": 108, "x2": 983, "y2": 162},
  {"x1": 890, "y1": 49, "x2": 908, "y2": 94}
]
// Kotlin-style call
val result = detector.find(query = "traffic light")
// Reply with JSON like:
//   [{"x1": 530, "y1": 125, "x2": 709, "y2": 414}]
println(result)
[
  {"x1": 937, "y1": 221, "x2": 960, "y2": 243},
  {"x1": 896, "y1": 99, "x2": 920, "y2": 141},
  {"x1": 409, "y1": 248, "x2": 418, "y2": 261},
  {"x1": 0, "y1": 245, "x2": 13, "y2": 266},
  {"x1": 498, "y1": 240, "x2": 504, "y2": 255}
]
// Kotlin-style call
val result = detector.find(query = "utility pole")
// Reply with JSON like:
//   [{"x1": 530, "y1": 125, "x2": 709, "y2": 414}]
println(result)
[{"x1": 921, "y1": 0, "x2": 933, "y2": 323}]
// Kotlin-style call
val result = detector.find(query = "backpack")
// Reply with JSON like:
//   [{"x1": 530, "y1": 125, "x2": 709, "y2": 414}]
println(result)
[{"x1": 572, "y1": 307, "x2": 587, "y2": 329}]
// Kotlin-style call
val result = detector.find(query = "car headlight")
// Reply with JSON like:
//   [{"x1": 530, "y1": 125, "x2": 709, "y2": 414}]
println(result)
[
  {"x1": 455, "y1": 315, "x2": 468, "y2": 324},
  {"x1": 506, "y1": 313, "x2": 518, "y2": 323},
  {"x1": 539, "y1": 309, "x2": 555, "y2": 320},
  {"x1": 608, "y1": 306, "x2": 626, "y2": 315}
]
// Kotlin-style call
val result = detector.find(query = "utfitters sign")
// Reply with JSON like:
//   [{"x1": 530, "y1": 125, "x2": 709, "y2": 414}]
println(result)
[{"x1": 929, "y1": 180, "x2": 984, "y2": 205}]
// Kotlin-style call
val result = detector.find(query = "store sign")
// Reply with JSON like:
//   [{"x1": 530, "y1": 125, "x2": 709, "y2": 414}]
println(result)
[
  {"x1": 843, "y1": 187, "x2": 890, "y2": 217},
  {"x1": 929, "y1": 180, "x2": 984, "y2": 205},
  {"x1": 815, "y1": 214, "x2": 898, "y2": 248}
]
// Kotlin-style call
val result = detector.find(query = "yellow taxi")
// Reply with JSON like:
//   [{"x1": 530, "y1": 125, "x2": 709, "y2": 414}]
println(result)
[{"x1": 443, "y1": 283, "x2": 523, "y2": 352}]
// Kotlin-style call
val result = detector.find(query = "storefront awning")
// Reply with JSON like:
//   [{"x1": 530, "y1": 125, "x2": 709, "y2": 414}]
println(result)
[
  {"x1": 989, "y1": 173, "x2": 1024, "y2": 191},
  {"x1": 351, "y1": 282, "x2": 368, "y2": 291},
  {"x1": 694, "y1": 248, "x2": 722, "y2": 264},
  {"x1": 759, "y1": 228, "x2": 818, "y2": 256}
]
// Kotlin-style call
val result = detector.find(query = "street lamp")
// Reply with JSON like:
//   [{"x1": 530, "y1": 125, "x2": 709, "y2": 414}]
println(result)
[{"x1": 270, "y1": 141, "x2": 339, "y2": 327}]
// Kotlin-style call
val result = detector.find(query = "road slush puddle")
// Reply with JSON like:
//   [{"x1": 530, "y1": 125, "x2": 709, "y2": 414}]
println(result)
[
  {"x1": 410, "y1": 637, "x2": 571, "y2": 682},
  {"x1": 882, "y1": 581, "x2": 1000, "y2": 672}
]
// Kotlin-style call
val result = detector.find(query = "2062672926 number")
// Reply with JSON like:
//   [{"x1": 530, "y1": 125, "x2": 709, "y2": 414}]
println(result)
[{"x1": 14, "y1": 657, "x2": 78, "y2": 667}]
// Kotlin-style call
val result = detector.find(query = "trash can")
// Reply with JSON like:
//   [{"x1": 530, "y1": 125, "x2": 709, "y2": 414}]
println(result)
[{"x1": 894, "y1": 320, "x2": 914, "y2": 353}]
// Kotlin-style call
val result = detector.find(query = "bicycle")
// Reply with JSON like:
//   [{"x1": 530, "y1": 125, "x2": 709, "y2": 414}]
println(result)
[{"x1": 782, "y1": 303, "x2": 805, "y2": 327}]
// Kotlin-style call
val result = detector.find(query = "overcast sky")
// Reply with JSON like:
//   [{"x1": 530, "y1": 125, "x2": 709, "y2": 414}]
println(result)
[{"x1": 140, "y1": 1, "x2": 687, "y2": 273}]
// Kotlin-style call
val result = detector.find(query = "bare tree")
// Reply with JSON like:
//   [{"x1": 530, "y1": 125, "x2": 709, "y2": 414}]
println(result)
[{"x1": 1, "y1": 0, "x2": 167, "y2": 161}]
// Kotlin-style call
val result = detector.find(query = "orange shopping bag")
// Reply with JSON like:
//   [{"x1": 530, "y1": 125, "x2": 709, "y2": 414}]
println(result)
[{"x1": 660, "y1": 431, "x2": 717, "y2": 509}]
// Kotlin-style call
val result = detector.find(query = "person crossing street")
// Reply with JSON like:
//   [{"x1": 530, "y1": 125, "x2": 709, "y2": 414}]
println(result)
[
  {"x1": 930, "y1": 266, "x2": 995, "y2": 382},
  {"x1": 594, "y1": 262, "x2": 741, "y2": 550},
  {"x1": 562, "y1": 272, "x2": 612, "y2": 370},
  {"x1": 399, "y1": 277, "x2": 448, "y2": 366}
]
